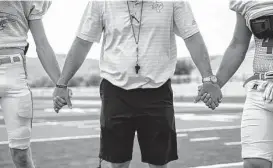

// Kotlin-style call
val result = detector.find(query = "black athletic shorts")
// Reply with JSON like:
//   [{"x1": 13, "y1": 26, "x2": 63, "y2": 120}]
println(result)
[{"x1": 99, "y1": 79, "x2": 178, "y2": 165}]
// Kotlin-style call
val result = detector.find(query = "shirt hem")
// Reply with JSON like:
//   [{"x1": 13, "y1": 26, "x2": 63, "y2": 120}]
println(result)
[
  {"x1": 182, "y1": 29, "x2": 200, "y2": 39},
  {"x1": 76, "y1": 33, "x2": 100, "y2": 43}
]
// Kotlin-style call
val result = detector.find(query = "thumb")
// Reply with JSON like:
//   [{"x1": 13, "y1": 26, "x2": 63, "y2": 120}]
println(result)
[
  {"x1": 194, "y1": 95, "x2": 201, "y2": 103},
  {"x1": 194, "y1": 89, "x2": 204, "y2": 103},
  {"x1": 68, "y1": 88, "x2": 73, "y2": 98},
  {"x1": 65, "y1": 90, "x2": 72, "y2": 108},
  {"x1": 66, "y1": 97, "x2": 72, "y2": 109}
]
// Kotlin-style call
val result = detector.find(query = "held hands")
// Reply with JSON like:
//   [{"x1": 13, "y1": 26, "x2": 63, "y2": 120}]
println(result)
[
  {"x1": 194, "y1": 82, "x2": 222, "y2": 110},
  {"x1": 263, "y1": 81, "x2": 273, "y2": 103},
  {"x1": 52, "y1": 87, "x2": 73, "y2": 113}
]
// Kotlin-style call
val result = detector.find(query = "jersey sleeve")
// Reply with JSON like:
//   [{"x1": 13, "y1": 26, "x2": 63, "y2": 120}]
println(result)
[{"x1": 27, "y1": 1, "x2": 52, "y2": 20}]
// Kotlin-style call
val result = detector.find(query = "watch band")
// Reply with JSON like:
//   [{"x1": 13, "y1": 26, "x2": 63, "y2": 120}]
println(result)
[
  {"x1": 202, "y1": 75, "x2": 217, "y2": 84},
  {"x1": 56, "y1": 84, "x2": 68, "y2": 88}
]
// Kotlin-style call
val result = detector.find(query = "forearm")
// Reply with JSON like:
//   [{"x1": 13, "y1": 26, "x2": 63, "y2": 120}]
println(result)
[
  {"x1": 29, "y1": 19, "x2": 61, "y2": 84},
  {"x1": 216, "y1": 13, "x2": 252, "y2": 88},
  {"x1": 36, "y1": 41, "x2": 61, "y2": 84},
  {"x1": 216, "y1": 42, "x2": 248, "y2": 88},
  {"x1": 57, "y1": 37, "x2": 93, "y2": 85},
  {"x1": 185, "y1": 33, "x2": 213, "y2": 78}
]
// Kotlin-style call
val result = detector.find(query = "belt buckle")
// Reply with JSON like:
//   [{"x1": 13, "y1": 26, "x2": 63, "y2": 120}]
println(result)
[{"x1": 264, "y1": 71, "x2": 273, "y2": 79}]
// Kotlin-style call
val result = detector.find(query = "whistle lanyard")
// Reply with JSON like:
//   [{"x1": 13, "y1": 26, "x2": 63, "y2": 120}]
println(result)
[{"x1": 126, "y1": 0, "x2": 144, "y2": 74}]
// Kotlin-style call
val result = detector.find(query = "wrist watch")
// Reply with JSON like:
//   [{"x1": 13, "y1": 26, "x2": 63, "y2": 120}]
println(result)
[{"x1": 202, "y1": 75, "x2": 218, "y2": 84}]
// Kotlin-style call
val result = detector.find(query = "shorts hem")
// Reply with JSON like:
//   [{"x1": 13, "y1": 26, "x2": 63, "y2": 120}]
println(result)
[
  {"x1": 9, "y1": 144, "x2": 30, "y2": 150},
  {"x1": 141, "y1": 155, "x2": 178, "y2": 165},
  {"x1": 242, "y1": 155, "x2": 273, "y2": 162},
  {"x1": 99, "y1": 155, "x2": 132, "y2": 164}
]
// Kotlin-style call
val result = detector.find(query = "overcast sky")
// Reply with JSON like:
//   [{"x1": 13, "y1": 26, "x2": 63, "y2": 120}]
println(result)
[{"x1": 27, "y1": 0, "x2": 236, "y2": 59}]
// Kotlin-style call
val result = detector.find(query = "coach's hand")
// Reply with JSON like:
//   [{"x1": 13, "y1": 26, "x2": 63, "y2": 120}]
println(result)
[{"x1": 53, "y1": 87, "x2": 72, "y2": 113}]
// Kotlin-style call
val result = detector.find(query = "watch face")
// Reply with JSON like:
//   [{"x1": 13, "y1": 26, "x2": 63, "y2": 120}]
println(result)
[{"x1": 211, "y1": 76, "x2": 217, "y2": 83}]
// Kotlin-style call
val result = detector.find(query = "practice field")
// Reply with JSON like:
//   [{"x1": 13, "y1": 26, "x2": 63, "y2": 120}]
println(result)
[{"x1": 0, "y1": 91, "x2": 245, "y2": 168}]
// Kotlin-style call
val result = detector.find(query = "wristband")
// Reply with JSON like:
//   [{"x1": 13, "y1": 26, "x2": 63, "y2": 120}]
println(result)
[{"x1": 56, "y1": 84, "x2": 67, "y2": 89}]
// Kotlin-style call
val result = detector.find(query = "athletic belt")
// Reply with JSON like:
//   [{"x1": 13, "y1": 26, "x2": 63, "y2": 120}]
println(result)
[
  {"x1": 0, "y1": 56, "x2": 20, "y2": 65},
  {"x1": 243, "y1": 71, "x2": 273, "y2": 87}
]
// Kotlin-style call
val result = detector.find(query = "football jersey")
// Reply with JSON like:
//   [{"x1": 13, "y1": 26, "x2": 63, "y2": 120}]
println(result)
[
  {"x1": 0, "y1": 1, "x2": 51, "y2": 50},
  {"x1": 230, "y1": 0, "x2": 273, "y2": 73}
]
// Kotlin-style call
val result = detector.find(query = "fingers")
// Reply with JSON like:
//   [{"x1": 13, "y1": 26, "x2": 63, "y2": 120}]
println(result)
[
  {"x1": 204, "y1": 97, "x2": 212, "y2": 106},
  {"x1": 53, "y1": 96, "x2": 67, "y2": 113},
  {"x1": 269, "y1": 88, "x2": 273, "y2": 103},
  {"x1": 218, "y1": 98, "x2": 222, "y2": 103},
  {"x1": 209, "y1": 101, "x2": 217, "y2": 110},
  {"x1": 198, "y1": 85, "x2": 202, "y2": 91},
  {"x1": 53, "y1": 97, "x2": 63, "y2": 108},
  {"x1": 66, "y1": 96, "x2": 73, "y2": 109},
  {"x1": 56, "y1": 96, "x2": 67, "y2": 106},
  {"x1": 54, "y1": 107, "x2": 60, "y2": 113},
  {"x1": 203, "y1": 93, "x2": 211, "y2": 103},
  {"x1": 68, "y1": 88, "x2": 73, "y2": 98},
  {"x1": 266, "y1": 83, "x2": 273, "y2": 103},
  {"x1": 194, "y1": 93, "x2": 202, "y2": 103},
  {"x1": 194, "y1": 85, "x2": 205, "y2": 103},
  {"x1": 263, "y1": 82, "x2": 273, "y2": 101},
  {"x1": 214, "y1": 99, "x2": 219, "y2": 108}
]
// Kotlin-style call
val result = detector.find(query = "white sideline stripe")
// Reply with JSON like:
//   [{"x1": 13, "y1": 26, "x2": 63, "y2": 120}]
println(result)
[
  {"x1": 189, "y1": 162, "x2": 243, "y2": 168},
  {"x1": 0, "y1": 120, "x2": 100, "y2": 128},
  {"x1": 0, "y1": 125, "x2": 240, "y2": 145},
  {"x1": 175, "y1": 102, "x2": 244, "y2": 108},
  {"x1": 0, "y1": 122, "x2": 240, "y2": 132},
  {"x1": 177, "y1": 133, "x2": 188, "y2": 137},
  {"x1": 175, "y1": 113, "x2": 240, "y2": 122},
  {"x1": 0, "y1": 141, "x2": 9, "y2": 145},
  {"x1": 34, "y1": 120, "x2": 99, "y2": 126},
  {"x1": 0, "y1": 133, "x2": 188, "y2": 145},
  {"x1": 190, "y1": 137, "x2": 220, "y2": 142},
  {"x1": 44, "y1": 108, "x2": 100, "y2": 113},
  {"x1": 225, "y1": 142, "x2": 241, "y2": 146},
  {"x1": 176, "y1": 125, "x2": 240, "y2": 132},
  {"x1": 77, "y1": 125, "x2": 100, "y2": 129},
  {"x1": 0, "y1": 135, "x2": 101, "y2": 145}
]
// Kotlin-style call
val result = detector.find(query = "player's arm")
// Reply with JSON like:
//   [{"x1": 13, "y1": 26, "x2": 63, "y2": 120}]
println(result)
[
  {"x1": 57, "y1": 37, "x2": 93, "y2": 85},
  {"x1": 29, "y1": 19, "x2": 61, "y2": 84},
  {"x1": 216, "y1": 13, "x2": 252, "y2": 88},
  {"x1": 184, "y1": 32, "x2": 213, "y2": 78}
]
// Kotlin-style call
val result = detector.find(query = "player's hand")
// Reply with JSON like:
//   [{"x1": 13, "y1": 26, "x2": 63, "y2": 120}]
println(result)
[
  {"x1": 263, "y1": 81, "x2": 273, "y2": 103},
  {"x1": 194, "y1": 83, "x2": 222, "y2": 110},
  {"x1": 53, "y1": 88, "x2": 72, "y2": 113}
]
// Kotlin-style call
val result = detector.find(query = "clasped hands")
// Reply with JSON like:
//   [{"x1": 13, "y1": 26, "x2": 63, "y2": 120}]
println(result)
[
  {"x1": 52, "y1": 87, "x2": 73, "y2": 113},
  {"x1": 51, "y1": 81, "x2": 222, "y2": 113},
  {"x1": 194, "y1": 82, "x2": 222, "y2": 110}
]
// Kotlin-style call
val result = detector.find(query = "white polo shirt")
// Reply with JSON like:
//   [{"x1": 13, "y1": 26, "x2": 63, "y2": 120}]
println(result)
[{"x1": 77, "y1": 0, "x2": 199, "y2": 90}]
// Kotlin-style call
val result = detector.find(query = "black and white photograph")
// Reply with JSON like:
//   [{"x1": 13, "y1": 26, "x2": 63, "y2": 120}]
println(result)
[{"x1": 0, "y1": 0, "x2": 272, "y2": 168}]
